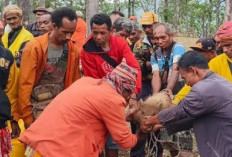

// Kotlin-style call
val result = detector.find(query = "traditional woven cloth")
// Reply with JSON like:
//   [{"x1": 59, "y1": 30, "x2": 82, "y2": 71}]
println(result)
[
  {"x1": 2, "y1": 5, "x2": 23, "y2": 18},
  {"x1": 216, "y1": 21, "x2": 232, "y2": 43},
  {"x1": 100, "y1": 58, "x2": 138, "y2": 94},
  {"x1": 0, "y1": 127, "x2": 11, "y2": 157}
]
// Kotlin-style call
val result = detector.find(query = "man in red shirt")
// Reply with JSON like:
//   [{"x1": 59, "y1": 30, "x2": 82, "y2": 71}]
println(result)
[{"x1": 81, "y1": 13, "x2": 141, "y2": 157}]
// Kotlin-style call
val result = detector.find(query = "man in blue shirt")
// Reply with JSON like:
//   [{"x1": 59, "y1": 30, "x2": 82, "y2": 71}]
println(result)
[{"x1": 151, "y1": 23, "x2": 185, "y2": 95}]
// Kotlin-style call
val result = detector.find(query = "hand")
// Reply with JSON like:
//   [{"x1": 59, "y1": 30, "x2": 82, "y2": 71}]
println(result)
[
  {"x1": 140, "y1": 115, "x2": 160, "y2": 133},
  {"x1": 11, "y1": 121, "x2": 21, "y2": 138},
  {"x1": 126, "y1": 106, "x2": 139, "y2": 121}
]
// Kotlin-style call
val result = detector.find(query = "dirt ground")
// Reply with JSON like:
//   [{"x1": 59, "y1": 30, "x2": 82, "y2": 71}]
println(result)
[{"x1": 174, "y1": 36, "x2": 198, "y2": 51}]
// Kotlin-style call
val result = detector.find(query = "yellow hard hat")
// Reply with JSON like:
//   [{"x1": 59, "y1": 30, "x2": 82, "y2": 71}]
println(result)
[{"x1": 140, "y1": 12, "x2": 158, "y2": 25}]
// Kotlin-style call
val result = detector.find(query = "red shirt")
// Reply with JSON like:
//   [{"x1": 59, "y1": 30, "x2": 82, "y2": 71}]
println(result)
[{"x1": 81, "y1": 35, "x2": 141, "y2": 94}]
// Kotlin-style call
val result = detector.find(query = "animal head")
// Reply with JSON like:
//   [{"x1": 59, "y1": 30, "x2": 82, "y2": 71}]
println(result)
[{"x1": 133, "y1": 91, "x2": 173, "y2": 124}]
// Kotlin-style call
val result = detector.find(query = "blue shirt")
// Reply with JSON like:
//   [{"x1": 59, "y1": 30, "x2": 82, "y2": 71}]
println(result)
[{"x1": 151, "y1": 42, "x2": 185, "y2": 73}]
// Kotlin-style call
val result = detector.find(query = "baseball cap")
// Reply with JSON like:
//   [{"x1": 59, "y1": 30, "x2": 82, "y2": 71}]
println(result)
[
  {"x1": 33, "y1": 7, "x2": 48, "y2": 14},
  {"x1": 190, "y1": 38, "x2": 216, "y2": 52},
  {"x1": 140, "y1": 12, "x2": 158, "y2": 25}
]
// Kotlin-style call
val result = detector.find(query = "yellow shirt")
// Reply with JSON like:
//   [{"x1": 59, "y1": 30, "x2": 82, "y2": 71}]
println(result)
[
  {"x1": 2, "y1": 27, "x2": 34, "y2": 120},
  {"x1": 173, "y1": 53, "x2": 232, "y2": 105}
]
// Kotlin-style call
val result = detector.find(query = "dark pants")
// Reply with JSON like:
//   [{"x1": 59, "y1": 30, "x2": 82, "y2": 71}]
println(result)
[{"x1": 130, "y1": 80, "x2": 163, "y2": 157}]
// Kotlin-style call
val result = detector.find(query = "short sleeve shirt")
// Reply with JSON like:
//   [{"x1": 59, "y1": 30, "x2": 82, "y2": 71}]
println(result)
[{"x1": 151, "y1": 43, "x2": 185, "y2": 73}]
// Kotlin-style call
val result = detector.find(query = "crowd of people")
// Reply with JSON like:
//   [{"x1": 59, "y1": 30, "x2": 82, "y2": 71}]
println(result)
[{"x1": 0, "y1": 4, "x2": 232, "y2": 157}]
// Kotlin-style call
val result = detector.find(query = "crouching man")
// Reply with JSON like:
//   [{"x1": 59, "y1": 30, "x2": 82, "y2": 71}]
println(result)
[{"x1": 19, "y1": 59, "x2": 144, "y2": 157}]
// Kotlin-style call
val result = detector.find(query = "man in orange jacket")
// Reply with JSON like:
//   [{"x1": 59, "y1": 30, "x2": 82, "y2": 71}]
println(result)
[
  {"x1": 17, "y1": 7, "x2": 81, "y2": 127},
  {"x1": 71, "y1": 11, "x2": 87, "y2": 51}
]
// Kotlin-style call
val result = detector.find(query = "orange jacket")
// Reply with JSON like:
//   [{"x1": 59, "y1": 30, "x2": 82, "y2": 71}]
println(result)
[
  {"x1": 71, "y1": 18, "x2": 87, "y2": 50},
  {"x1": 18, "y1": 33, "x2": 81, "y2": 125},
  {"x1": 19, "y1": 77, "x2": 137, "y2": 157}
]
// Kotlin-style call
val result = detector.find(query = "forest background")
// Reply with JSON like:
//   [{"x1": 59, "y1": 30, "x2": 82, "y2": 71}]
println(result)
[{"x1": 1, "y1": 0, "x2": 231, "y2": 37}]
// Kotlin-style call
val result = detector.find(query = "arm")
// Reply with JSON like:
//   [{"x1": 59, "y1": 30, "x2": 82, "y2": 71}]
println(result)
[
  {"x1": 121, "y1": 41, "x2": 142, "y2": 94},
  {"x1": 166, "y1": 45, "x2": 185, "y2": 91},
  {"x1": 166, "y1": 63, "x2": 179, "y2": 91},
  {"x1": 151, "y1": 55, "x2": 161, "y2": 94},
  {"x1": 100, "y1": 98, "x2": 137, "y2": 149},
  {"x1": 18, "y1": 42, "x2": 37, "y2": 125},
  {"x1": 80, "y1": 50, "x2": 101, "y2": 78},
  {"x1": 152, "y1": 71, "x2": 161, "y2": 94}
]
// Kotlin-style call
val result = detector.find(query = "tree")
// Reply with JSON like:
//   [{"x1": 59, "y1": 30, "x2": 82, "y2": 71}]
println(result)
[
  {"x1": 85, "y1": 0, "x2": 99, "y2": 35},
  {"x1": 5, "y1": 0, "x2": 10, "y2": 6},
  {"x1": 39, "y1": 0, "x2": 45, "y2": 7},
  {"x1": 17, "y1": 0, "x2": 33, "y2": 23},
  {"x1": 225, "y1": 0, "x2": 232, "y2": 20}
]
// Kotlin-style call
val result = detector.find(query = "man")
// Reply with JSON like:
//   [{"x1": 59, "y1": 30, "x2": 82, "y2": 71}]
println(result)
[
  {"x1": 18, "y1": 7, "x2": 81, "y2": 127},
  {"x1": 39, "y1": 12, "x2": 53, "y2": 34},
  {"x1": 0, "y1": 21, "x2": 4, "y2": 43},
  {"x1": 173, "y1": 37, "x2": 217, "y2": 104},
  {"x1": 0, "y1": 44, "x2": 15, "y2": 156},
  {"x1": 19, "y1": 60, "x2": 143, "y2": 157},
  {"x1": 133, "y1": 11, "x2": 158, "y2": 99},
  {"x1": 2, "y1": 5, "x2": 34, "y2": 120},
  {"x1": 110, "y1": 10, "x2": 124, "y2": 25},
  {"x1": 141, "y1": 51, "x2": 232, "y2": 157},
  {"x1": 209, "y1": 21, "x2": 232, "y2": 82},
  {"x1": 131, "y1": 12, "x2": 159, "y2": 157},
  {"x1": 128, "y1": 21, "x2": 141, "y2": 51},
  {"x1": 81, "y1": 13, "x2": 141, "y2": 157},
  {"x1": 112, "y1": 17, "x2": 133, "y2": 40},
  {"x1": 151, "y1": 23, "x2": 185, "y2": 95},
  {"x1": 26, "y1": 7, "x2": 48, "y2": 37},
  {"x1": 71, "y1": 11, "x2": 87, "y2": 51}
]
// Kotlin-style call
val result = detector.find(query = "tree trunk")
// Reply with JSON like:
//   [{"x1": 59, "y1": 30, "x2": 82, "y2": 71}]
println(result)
[
  {"x1": 128, "y1": 0, "x2": 131, "y2": 17},
  {"x1": 85, "y1": 0, "x2": 99, "y2": 36},
  {"x1": 173, "y1": 0, "x2": 180, "y2": 32},
  {"x1": 132, "y1": 0, "x2": 135, "y2": 15},
  {"x1": 215, "y1": 0, "x2": 220, "y2": 29},
  {"x1": 225, "y1": 0, "x2": 232, "y2": 21},
  {"x1": 5, "y1": 0, "x2": 10, "y2": 6},
  {"x1": 153, "y1": 0, "x2": 157, "y2": 13},
  {"x1": 39, "y1": 0, "x2": 46, "y2": 7},
  {"x1": 139, "y1": 0, "x2": 148, "y2": 12},
  {"x1": 114, "y1": 0, "x2": 120, "y2": 11},
  {"x1": 17, "y1": 0, "x2": 33, "y2": 23},
  {"x1": 164, "y1": 0, "x2": 169, "y2": 22}
]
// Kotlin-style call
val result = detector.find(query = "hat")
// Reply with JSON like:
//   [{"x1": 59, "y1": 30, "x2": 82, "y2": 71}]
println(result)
[
  {"x1": 3, "y1": 5, "x2": 22, "y2": 17},
  {"x1": 216, "y1": 21, "x2": 232, "y2": 44},
  {"x1": 140, "y1": 12, "x2": 158, "y2": 25},
  {"x1": 33, "y1": 7, "x2": 48, "y2": 14},
  {"x1": 102, "y1": 58, "x2": 138, "y2": 94},
  {"x1": 190, "y1": 38, "x2": 216, "y2": 52}
]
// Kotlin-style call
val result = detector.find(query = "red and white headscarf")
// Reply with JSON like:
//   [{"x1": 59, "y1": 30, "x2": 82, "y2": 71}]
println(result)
[
  {"x1": 101, "y1": 58, "x2": 138, "y2": 94},
  {"x1": 216, "y1": 21, "x2": 232, "y2": 44}
]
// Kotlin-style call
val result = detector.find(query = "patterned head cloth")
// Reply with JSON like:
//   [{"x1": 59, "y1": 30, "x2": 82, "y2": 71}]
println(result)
[
  {"x1": 216, "y1": 21, "x2": 232, "y2": 44},
  {"x1": 102, "y1": 58, "x2": 138, "y2": 94},
  {"x1": 2, "y1": 5, "x2": 23, "y2": 18}
]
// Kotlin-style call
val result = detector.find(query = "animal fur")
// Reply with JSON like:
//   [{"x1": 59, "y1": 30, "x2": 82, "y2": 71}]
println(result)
[{"x1": 133, "y1": 91, "x2": 173, "y2": 124}]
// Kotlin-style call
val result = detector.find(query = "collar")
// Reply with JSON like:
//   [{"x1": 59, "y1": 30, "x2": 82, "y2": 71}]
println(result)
[{"x1": 142, "y1": 36, "x2": 152, "y2": 46}]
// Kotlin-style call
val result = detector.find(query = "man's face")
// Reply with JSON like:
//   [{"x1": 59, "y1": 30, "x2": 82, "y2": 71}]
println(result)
[
  {"x1": 91, "y1": 23, "x2": 111, "y2": 47},
  {"x1": 129, "y1": 29, "x2": 141, "y2": 44},
  {"x1": 179, "y1": 68, "x2": 199, "y2": 87},
  {"x1": 142, "y1": 24, "x2": 153, "y2": 38},
  {"x1": 121, "y1": 89, "x2": 133, "y2": 103},
  {"x1": 36, "y1": 11, "x2": 45, "y2": 22},
  {"x1": 114, "y1": 28, "x2": 129, "y2": 40},
  {"x1": 220, "y1": 42, "x2": 232, "y2": 59},
  {"x1": 5, "y1": 12, "x2": 22, "y2": 30},
  {"x1": 53, "y1": 17, "x2": 76, "y2": 45},
  {"x1": 40, "y1": 14, "x2": 53, "y2": 34},
  {"x1": 0, "y1": 28, "x2": 4, "y2": 39},
  {"x1": 154, "y1": 25, "x2": 173, "y2": 49}
]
